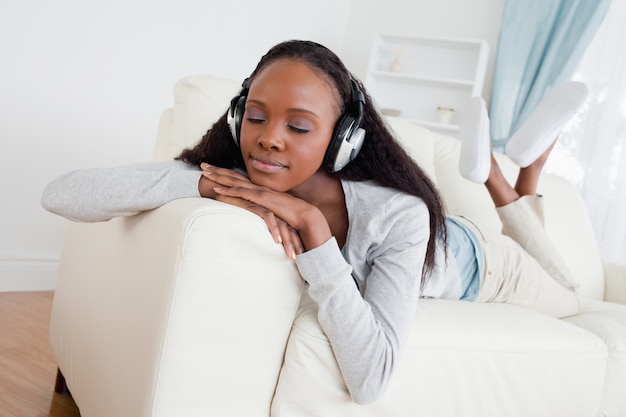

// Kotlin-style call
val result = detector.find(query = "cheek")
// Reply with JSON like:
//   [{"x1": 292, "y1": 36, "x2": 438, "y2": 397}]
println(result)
[
  {"x1": 238, "y1": 126, "x2": 259, "y2": 160},
  {"x1": 302, "y1": 134, "x2": 333, "y2": 166}
]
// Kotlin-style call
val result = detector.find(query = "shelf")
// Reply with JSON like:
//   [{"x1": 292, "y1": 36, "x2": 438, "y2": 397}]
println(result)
[
  {"x1": 365, "y1": 34, "x2": 489, "y2": 138},
  {"x1": 370, "y1": 71, "x2": 474, "y2": 89},
  {"x1": 414, "y1": 120, "x2": 460, "y2": 132},
  {"x1": 374, "y1": 34, "x2": 488, "y2": 50},
  {"x1": 385, "y1": 116, "x2": 460, "y2": 138}
]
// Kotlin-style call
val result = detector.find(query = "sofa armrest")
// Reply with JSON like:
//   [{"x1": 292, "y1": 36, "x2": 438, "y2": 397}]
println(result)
[
  {"x1": 50, "y1": 198, "x2": 303, "y2": 417},
  {"x1": 604, "y1": 262, "x2": 626, "y2": 304}
]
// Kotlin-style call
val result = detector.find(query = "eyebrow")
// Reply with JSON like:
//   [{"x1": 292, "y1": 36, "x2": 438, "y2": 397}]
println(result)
[{"x1": 245, "y1": 99, "x2": 320, "y2": 119}]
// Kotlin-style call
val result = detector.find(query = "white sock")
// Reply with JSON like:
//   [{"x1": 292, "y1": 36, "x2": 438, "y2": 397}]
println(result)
[
  {"x1": 505, "y1": 82, "x2": 589, "y2": 167},
  {"x1": 459, "y1": 96, "x2": 491, "y2": 183}
]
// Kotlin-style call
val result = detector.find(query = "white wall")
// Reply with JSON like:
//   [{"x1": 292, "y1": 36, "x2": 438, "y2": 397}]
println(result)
[{"x1": 0, "y1": 0, "x2": 504, "y2": 291}]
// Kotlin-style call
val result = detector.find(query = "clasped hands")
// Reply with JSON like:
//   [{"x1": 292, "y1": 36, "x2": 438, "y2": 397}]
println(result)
[{"x1": 199, "y1": 163, "x2": 331, "y2": 260}]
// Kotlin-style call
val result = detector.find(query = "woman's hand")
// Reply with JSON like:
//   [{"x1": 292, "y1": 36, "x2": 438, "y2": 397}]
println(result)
[
  {"x1": 200, "y1": 163, "x2": 332, "y2": 256},
  {"x1": 199, "y1": 163, "x2": 306, "y2": 259}
]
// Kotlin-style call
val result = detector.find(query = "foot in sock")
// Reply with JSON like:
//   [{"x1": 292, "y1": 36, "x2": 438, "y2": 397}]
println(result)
[
  {"x1": 459, "y1": 96, "x2": 491, "y2": 183},
  {"x1": 505, "y1": 81, "x2": 589, "y2": 168}
]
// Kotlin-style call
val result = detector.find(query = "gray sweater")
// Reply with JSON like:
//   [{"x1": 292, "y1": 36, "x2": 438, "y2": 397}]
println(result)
[{"x1": 42, "y1": 160, "x2": 461, "y2": 404}]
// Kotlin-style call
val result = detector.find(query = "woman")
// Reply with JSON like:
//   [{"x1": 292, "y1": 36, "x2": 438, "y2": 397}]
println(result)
[{"x1": 42, "y1": 40, "x2": 586, "y2": 404}]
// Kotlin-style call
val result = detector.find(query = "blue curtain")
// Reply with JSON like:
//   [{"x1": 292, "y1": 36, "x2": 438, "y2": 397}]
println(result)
[{"x1": 489, "y1": 0, "x2": 611, "y2": 148}]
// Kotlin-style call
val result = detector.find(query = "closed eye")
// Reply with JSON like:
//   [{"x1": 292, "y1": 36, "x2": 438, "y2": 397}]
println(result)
[
  {"x1": 288, "y1": 125, "x2": 310, "y2": 134},
  {"x1": 246, "y1": 117, "x2": 265, "y2": 124}
]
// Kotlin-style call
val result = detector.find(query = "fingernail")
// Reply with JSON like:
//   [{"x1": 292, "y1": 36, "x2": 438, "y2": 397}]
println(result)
[{"x1": 200, "y1": 162, "x2": 211, "y2": 169}]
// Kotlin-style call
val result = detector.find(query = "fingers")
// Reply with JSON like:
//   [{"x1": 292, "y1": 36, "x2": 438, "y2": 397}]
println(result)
[
  {"x1": 250, "y1": 206, "x2": 303, "y2": 260},
  {"x1": 214, "y1": 194, "x2": 303, "y2": 260},
  {"x1": 277, "y1": 219, "x2": 304, "y2": 260},
  {"x1": 212, "y1": 183, "x2": 285, "y2": 224},
  {"x1": 200, "y1": 163, "x2": 251, "y2": 187},
  {"x1": 202, "y1": 163, "x2": 307, "y2": 259},
  {"x1": 214, "y1": 194, "x2": 281, "y2": 244},
  {"x1": 212, "y1": 183, "x2": 269, "y2": 204}
]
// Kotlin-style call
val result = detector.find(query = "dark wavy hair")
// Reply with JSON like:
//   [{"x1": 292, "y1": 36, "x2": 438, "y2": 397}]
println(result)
[{"x1": 177, "y1": 39, "x2": 447, "y2": 282}]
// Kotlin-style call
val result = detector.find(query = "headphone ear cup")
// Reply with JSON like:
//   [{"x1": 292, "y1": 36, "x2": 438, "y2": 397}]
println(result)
[
  {"x1": 227, "y1": 95, "x2": 246, "y2": 147},
  {"x1": 324, "y1": 114, "x2": 366, "y2": 172},
  {"x1": 324, "y1": 78, "x2": 366, "y2": 172}
]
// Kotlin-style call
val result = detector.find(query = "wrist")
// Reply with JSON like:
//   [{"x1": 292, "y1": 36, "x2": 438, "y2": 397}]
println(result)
[{"x1": 297, "y1": 208, "x2": 333, "y2": 251}]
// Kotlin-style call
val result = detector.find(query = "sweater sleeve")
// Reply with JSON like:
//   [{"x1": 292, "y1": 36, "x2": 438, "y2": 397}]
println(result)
[
  {"x1": 295, "y1": 190, "x2": 429, "y2": 404},
  {"x1": 41, "y1": 160, "x2": 202, "y2": 222}
]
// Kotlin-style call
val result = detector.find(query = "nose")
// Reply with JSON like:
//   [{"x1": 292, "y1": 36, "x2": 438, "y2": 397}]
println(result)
[{"x1": 257, "y1": 121, "x2": 285, "y2": 151}]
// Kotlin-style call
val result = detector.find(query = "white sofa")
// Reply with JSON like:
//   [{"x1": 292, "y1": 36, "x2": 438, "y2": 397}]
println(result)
[{"x1": 49, "y1": 74, "x2": 626, "y2": 417}]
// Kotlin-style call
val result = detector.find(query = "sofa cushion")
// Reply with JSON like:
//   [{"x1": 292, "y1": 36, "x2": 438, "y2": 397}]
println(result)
[
  {"x1": 272, "y1": 289, "x2": 607, "y2": 416},
  {"x1": 167, "y1": 74, "x2": 241, "y2": 159},
  {"x1": 564, "y1": 299, "x2": 626, "y2": 416},
  {"x1": 386, "y1": 117, "x2": 437, "y2": 181}
]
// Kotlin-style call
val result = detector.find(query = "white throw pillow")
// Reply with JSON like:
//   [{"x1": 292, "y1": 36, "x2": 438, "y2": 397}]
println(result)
[{"x1": 169, "y1": 74, "x2": 241, "y2": 158}]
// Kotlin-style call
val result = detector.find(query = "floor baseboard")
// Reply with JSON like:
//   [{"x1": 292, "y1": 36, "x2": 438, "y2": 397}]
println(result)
[{"x1": 0, "y1": 259, "x2": 59, "y2": 292}]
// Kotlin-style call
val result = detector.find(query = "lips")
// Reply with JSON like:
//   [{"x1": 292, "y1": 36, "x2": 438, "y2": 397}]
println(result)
[{"x1": 250, "y1": 155, "x2": 287, "y2": 173}]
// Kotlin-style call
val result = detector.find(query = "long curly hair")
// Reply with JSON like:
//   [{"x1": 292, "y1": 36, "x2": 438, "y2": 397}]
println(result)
[{"x1": 177, "y1": 39, "x2": 447, "y2": 282}]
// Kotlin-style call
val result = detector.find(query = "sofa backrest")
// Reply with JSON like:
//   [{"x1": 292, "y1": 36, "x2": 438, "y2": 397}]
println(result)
[{"x1": 156, "y1": 74, "x2": 606, "y2": 300}]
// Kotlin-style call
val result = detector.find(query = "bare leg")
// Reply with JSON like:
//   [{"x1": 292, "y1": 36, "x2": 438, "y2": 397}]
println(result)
[
  {"x1": 484, "y1": 154, "x2": 518, "y2": 207},
  {"x1": 514, "y1": 140, "x2": 556, "y2": 196},
  {"x1": 485, "y1": 139, "x2": 557, "y2": 207}
]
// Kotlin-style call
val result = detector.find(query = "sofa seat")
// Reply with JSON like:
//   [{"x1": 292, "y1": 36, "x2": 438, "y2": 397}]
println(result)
[
  {"x1": 271, "y1": 289, "x2": 608, "y2": 416},
  {"x1": 565, "y1": 299, "x2": 626, "y2": 416}
]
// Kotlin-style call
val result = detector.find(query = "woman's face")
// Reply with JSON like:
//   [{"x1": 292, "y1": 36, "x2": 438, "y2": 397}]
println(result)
[{"x1": 239, "y1": 59, "x2": 341, "y2": 193}]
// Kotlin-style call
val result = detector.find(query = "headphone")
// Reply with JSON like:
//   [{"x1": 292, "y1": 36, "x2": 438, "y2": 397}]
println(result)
[{"x1": 227, "y1": 78, "x2": 366, "y2": 173}]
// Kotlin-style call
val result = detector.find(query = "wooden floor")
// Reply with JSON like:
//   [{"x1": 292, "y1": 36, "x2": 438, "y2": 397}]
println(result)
[{"x1": 0, "y1": 291, "x2": 80, "y2": 417}]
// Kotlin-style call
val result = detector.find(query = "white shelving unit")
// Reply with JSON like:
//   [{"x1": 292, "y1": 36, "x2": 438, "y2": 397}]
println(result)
[{"x1": 365, "y1": 34, "x2": 489, "y2": 137}]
